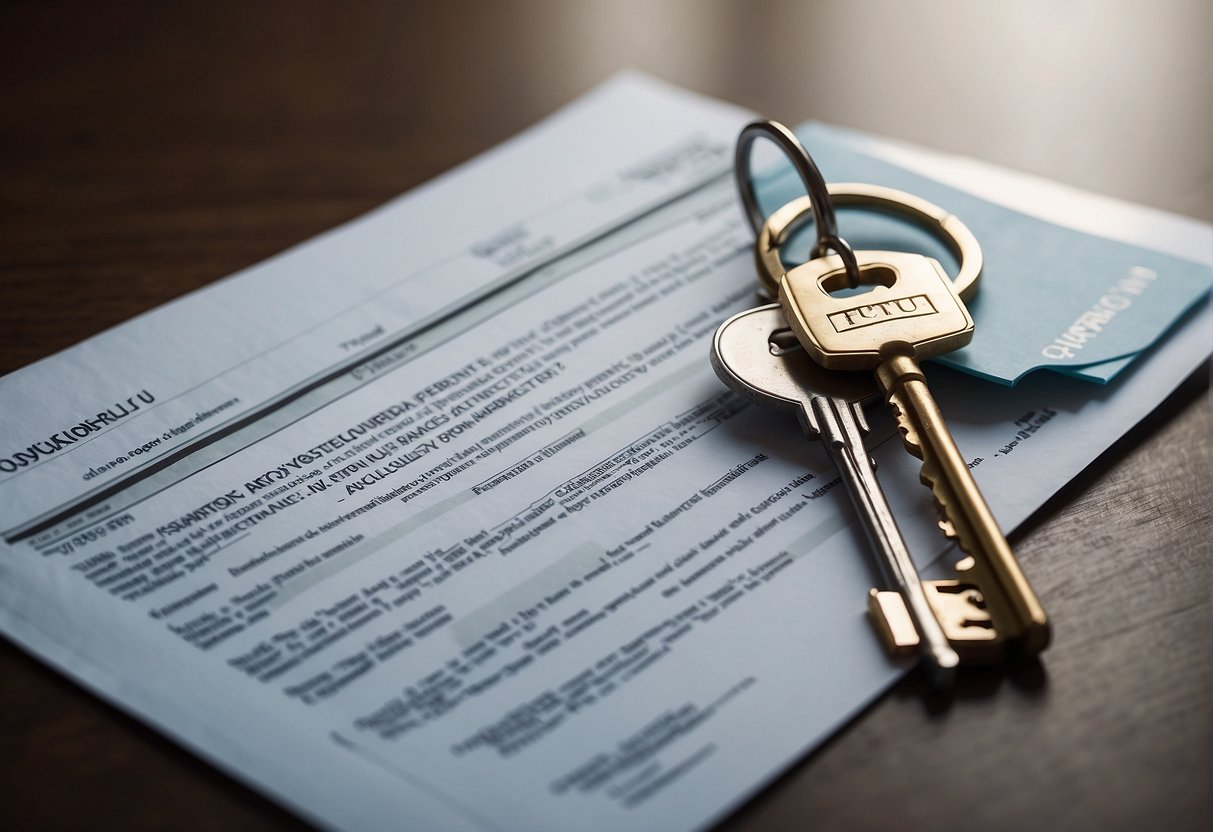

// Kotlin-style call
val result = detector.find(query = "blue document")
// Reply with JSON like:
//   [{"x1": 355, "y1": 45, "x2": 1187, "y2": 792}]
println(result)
[{"x1": 754, "y1": 124, "x2": 1212, "y2": 386}]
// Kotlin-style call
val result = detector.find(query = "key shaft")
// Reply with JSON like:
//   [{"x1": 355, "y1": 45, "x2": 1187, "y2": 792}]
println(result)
[
  {"x1": 807, "y1": 395, "x2": 959, "y2": 685},
  {"x1": 877, "y1": 351, "x2": 1051, "y2": 657}
]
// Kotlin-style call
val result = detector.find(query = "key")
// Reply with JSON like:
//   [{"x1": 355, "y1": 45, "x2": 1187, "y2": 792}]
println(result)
[
  {"x1": 777, "y1": 250, "x2": 1051, "y2": 662},
  {"x1": 712, "y1": 303, "x2": 961, "y2": 686}
]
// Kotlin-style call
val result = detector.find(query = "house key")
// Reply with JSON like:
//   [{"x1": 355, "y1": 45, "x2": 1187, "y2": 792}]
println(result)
[{"x1": 712, "y1": 303, "x2": 960, "y2": 687}]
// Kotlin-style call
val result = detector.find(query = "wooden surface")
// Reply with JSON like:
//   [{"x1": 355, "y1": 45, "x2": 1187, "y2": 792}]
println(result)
[{"x1": 2, "y1": 2, "x2": 1209, "y2": 829}]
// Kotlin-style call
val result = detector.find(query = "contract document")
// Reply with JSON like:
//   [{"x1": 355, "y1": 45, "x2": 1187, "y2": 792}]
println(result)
[{"x1": 1, "y1": 74, "x2": 1209, "y2": 831}]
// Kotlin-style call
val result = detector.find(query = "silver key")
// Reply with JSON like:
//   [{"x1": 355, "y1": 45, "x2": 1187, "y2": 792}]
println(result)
[{"x1": 711, "y1": 303, "x2": 959, "y2": 687}]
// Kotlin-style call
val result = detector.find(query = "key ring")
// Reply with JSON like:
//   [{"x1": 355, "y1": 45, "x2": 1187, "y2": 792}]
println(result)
[
  {"x1": 735, "y1": 120, "x2": 862, "y2": 285},
  {"x1": 754, "y1": 184, "x2": 983, "y2": 302}
]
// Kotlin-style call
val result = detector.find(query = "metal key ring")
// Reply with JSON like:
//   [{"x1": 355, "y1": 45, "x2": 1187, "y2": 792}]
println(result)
[
  {"x1": 754, "y1": 183, "x2": 983, "y2": 302},
  {"x1": 735, "y1": 120, "x2": 861, "y2": 284}
]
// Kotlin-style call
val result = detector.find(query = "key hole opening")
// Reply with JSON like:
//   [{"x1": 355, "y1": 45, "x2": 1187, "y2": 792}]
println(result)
[
  {"x1": 768, "y1": 328, "x2": 803, "y2": 356},
  {"x1": 820, "y1": 264, "x2": 897, "y2": 298}
]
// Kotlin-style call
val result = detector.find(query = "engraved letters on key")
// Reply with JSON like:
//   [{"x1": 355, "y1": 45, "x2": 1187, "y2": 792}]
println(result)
[{"x1": 779, "y1": 251, "x2": 973, "y2": 371}]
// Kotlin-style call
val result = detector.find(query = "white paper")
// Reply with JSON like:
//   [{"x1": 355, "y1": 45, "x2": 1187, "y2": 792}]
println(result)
[{"x1": 1, "y1": 74, "x2": 1209, "y2": 832}]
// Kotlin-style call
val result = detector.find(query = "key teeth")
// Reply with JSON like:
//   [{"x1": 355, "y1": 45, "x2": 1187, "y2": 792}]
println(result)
[
  {"x1": 932, "y1": 479, "x2": 977, "y2": 552},
  {"x1": 922, "y1": 463, "x2": 971, "y2": 550},
  {"x1": 887, "y1": 393, "x2": 924, "y2": 458},
  {"x1": 922, "y1": 459, "x2": 959, "y2": 539},
  {"x1": 893, "y1": 392, "x2": 980, "y2": 560}
]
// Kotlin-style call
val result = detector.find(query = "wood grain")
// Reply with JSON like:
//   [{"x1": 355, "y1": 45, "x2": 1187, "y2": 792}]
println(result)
[{"x1": 2, "y1": 2, "x2": 1209, "y2": 829}]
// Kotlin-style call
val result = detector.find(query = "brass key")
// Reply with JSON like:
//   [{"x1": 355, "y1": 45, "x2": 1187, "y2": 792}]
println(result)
[{"x1": 777, "y1": 247, "x2": 1050, "y2": 662}]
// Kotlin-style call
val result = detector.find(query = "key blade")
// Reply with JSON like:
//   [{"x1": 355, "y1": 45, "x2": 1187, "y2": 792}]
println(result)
[{"x1": 815, "y1": 396, "x2": 960, "y2": 687}]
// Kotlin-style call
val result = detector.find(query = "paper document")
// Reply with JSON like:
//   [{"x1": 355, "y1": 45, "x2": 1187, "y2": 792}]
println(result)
[{"x1": 1, "y1": 74, "x2": 1209, "y2": 832}]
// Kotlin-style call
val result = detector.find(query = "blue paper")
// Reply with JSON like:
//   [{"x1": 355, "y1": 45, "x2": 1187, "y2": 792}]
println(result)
[{"x1": 753, "y1": 124, "x2": 1212, "y2": 386}]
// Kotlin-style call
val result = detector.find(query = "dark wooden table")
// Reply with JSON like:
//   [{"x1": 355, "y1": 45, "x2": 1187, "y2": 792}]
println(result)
[{"x1": 3, "y1": 3, "x2": 1209, "y2": 829}]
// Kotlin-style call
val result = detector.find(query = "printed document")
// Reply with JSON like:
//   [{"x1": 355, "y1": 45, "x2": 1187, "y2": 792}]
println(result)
[{"x1": 1, "y1": 74, "x2": 1209, "y2": 831}]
